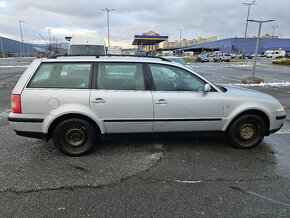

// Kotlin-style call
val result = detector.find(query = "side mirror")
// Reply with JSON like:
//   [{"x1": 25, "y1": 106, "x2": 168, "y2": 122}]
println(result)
[{"x1": 204, "y1": 83, "x2": 211, "y2": 92}]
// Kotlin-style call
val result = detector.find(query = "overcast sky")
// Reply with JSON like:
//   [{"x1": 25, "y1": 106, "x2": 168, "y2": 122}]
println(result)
[{"x1": 0, "y1": 0, "x2": 289, "y2": 48}]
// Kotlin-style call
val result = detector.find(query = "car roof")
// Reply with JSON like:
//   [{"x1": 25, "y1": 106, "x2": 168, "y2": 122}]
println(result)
[{"x1": 41, "y1": 55, "x2": 178, "y2": 65}]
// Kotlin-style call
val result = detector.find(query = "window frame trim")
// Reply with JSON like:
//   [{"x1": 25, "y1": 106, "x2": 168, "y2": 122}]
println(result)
[
  {"x1": 92, "y1": 62, "x2": 150, "y2": 91},
  {"x1": 146, "y1": 63, "x2": 218, "y2": 92},
  {"x1": 26, "y1": 61, "x2": 94, "y2": 90}
]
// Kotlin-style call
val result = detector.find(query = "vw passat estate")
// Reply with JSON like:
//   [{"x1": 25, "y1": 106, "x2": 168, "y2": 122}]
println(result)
[{"x1": 8, "y1": 55, "x2": 286, "y2": 156}]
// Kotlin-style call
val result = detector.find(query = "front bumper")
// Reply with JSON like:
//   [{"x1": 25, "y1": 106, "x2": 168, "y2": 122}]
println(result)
[{"x1": 267, "y1": 111, "x2": 287, "y2": 135}]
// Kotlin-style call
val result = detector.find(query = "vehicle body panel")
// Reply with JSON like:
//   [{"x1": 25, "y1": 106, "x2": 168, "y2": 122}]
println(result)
[{"x1": 8, "y1": 56, "x2": 286, "y2": 141}]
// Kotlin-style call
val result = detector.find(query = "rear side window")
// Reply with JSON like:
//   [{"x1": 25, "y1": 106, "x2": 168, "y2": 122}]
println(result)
[
  {"x1": 96, "y1": 63, "x2": 145, "y2": 90},
  {"x1": 28, "y1": 63, "x2": 92, "y2": 89}
]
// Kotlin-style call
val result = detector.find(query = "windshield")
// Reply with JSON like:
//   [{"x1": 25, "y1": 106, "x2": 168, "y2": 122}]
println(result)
[{"x1": 69, "y1": 45, "x2": 105, "y2": 55}]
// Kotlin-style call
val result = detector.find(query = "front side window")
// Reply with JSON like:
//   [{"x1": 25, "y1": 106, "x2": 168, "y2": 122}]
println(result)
[
  {"x1": 149, "y1": 64, "x2": 206, "y2": 92},
  {"x1": 28, "y1": 63, "x2": 92, "y2": 89},
  {"x1": 97, "y1": 63, "x2": 145, "y2": 90}
]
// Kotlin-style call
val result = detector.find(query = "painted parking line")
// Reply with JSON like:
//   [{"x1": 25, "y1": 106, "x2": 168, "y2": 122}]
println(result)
[{"x1": 276, "y1": 129, "x2": 290, "y2": 134}]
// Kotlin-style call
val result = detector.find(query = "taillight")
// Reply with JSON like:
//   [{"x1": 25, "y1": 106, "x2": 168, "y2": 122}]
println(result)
[{"x1": 11, "y1": 94, "x2": 22, "y2": 114}]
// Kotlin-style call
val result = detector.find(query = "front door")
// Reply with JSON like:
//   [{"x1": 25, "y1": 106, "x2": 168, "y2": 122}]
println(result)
[{"x1": 148, "y1": 63, "x2": 224, "y2": 132}]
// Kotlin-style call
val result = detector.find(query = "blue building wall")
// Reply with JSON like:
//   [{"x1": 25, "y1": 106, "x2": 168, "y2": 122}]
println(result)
[{"x1": 183, "y1": 38, "x2": 290, "y2": 54}]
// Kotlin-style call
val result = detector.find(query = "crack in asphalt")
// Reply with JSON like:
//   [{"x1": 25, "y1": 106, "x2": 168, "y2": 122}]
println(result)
[
  {"x1": 0, "y1": 151, "x2": 165, "y2": 195},
  {"x1": 138, "y1": 176, "x2": 290, "y2": 185}
]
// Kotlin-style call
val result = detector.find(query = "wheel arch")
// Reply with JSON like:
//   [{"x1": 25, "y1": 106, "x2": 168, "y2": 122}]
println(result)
[
  {"x1": 46, "y1": 113, "x2": 102, "y2": 141},
  {"x1": 225, "y1": 109, "x2": 270, "y2": 134}
]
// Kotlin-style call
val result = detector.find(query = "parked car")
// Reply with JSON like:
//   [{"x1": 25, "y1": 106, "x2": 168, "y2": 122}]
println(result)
[
  {"x1": 8, "y1": 55, "x2": 286, "y2": 156},
  {"x1": 266, "y1": 50, "x2": 286, "y2": 59},
  {"x1": 244, "y1": 53, "x2": 255, "y2": 59},
  {"x1": 213, "y1": 53, "x2": 231, "y2": 62},
  {"x1": 196, "y1": 54, "x2": 209, "y2": 62},
  {"x1": 135, "y1": 50, "x2": 148, "y2": 57}
]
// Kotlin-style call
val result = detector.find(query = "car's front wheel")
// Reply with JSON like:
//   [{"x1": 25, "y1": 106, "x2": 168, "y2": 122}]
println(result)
[
  {"x1": 53, "y1": 118, "x2": 98, "y2": 156},
  {"x1": 227, "y1": 114, "x2": 266, "y2": 149}
]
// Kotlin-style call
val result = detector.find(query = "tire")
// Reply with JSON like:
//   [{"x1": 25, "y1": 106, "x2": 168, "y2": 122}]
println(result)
[
  {"x1": 227, "y1": 115, "x2": 266, "y2": 149},
  {"x1": 53, "y1": 118, "x2": 98, "y2": 156}
]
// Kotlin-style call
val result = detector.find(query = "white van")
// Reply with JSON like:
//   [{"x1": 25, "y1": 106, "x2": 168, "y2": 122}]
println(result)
[
  {"x1": 68, "y1": 35, "x2": 106, "y2": 55},
  {"x1": 107, "y1": 46, "x2": 122, "y2": 55},
  {"x1": 266, "y1": 50, "x2": 286, "y2": 59}
]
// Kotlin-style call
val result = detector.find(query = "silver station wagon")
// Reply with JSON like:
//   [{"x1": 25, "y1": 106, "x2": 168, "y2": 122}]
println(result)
[{"x1": 8, "y1": 55, "x2": 286, "y2": 156}]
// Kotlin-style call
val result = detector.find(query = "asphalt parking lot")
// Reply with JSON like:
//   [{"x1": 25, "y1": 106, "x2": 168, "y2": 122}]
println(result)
[{"x1": 0, "y1": 58, "x2": 290, "y2": 217}]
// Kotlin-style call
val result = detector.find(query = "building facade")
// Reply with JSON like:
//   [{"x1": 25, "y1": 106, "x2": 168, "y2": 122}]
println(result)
[{"x1": 163, "y1": 36, "x2": 217, "y2": 49}]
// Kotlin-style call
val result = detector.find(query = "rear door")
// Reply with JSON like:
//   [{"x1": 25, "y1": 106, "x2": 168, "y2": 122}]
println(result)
[{"x1": 90, "y1": 62, "x2": 153, "y2": 133}]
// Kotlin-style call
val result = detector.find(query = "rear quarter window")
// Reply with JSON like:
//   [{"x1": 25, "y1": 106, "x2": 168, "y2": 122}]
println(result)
[{"x1": 27, "y1": 63, "x2": 92, "y2": 89}]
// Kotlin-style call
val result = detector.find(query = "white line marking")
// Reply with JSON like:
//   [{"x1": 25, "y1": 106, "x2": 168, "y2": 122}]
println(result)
[
  {"x1": 224, "y1": 82, "x2": 290, "y2": 87},
  {"x1": 174, "y1": 180, "x2": 202, "y2": 184},
  {"x1": 276, "y1": 129, "x2": 290, "y2": 134}
]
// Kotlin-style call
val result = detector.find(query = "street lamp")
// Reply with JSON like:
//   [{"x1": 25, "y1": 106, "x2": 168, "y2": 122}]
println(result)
[
  {"x1": 271, "y1": 25, "x2": 278, "y2": 38},
  {"x1": 247, "y1": 19, "x2": 275, "y2": 78},
  {"x1": 177, "y1": 28, "x2": 186, "y2": 46},
  {"x1": 177, "y1": 28, "x2": 186, "y2": 56},
  {"x1": 48, "y1": 28, "x2": 52, "y2": 55},
  {"x1": 19, "y1": 20, "x2": 25, "y2": 57},
  {"x1": 101, "y1": 8, "x2": 115, "y2": 48},
  {"x1": 242, "y1": 1, "x2": 256, "y2": 38}
]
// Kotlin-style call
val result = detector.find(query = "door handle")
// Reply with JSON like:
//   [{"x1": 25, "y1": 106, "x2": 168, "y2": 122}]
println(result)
[
  {"x1": 155, "y1": 99, "x2": 167, "y2": 104},
  {"x1": 92, "y1": 98, "x2": 105, "y2": 103}
]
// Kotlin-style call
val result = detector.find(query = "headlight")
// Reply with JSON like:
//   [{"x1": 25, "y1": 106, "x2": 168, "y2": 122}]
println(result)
[{"x1": 277, "y1": 103, "x2": 285, "y2": 112}]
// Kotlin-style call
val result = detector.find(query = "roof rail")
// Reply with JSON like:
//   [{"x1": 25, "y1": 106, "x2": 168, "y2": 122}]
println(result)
[
  {"x1": 47, "y1": 54, "x2": 171, "y2": 62},
  {"x1": 98, "y1": 54, "x2": 171, "y2": 62}
]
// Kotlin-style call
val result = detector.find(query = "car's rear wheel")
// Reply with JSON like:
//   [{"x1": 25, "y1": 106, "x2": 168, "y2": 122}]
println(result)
[
  {"x1": 53, "y1": 118, "x2": 98, "y2": 156},
  {"x1": 227, "y1": 114, "x2": 266, "y2": 149}
]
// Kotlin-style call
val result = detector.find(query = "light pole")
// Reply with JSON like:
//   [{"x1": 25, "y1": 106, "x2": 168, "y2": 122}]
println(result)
[
  {"x1": 271, "y1": 25, "x2": 278, "y2": 38},
  {"x1": 248, "y1": 19, "x2": 275, "y2": 78},
  {"x1": 0, "y1": 35, "x2": 4, "y2": 58},
  {"x1": 48, "y1": 28, "x2": 52, "y2": 55},
  {"x1": 101, "y1": 8, "x2": 115, "y2": 48},
  {"x1": 19, "y1": 20, "x2": 25, "y2": 57},
  {"x1": 177, "y1": 28, "x2": 186, "y2": 55},
  {"x1": 243, "y1": 1, "x2": 256, "y2": 38}
]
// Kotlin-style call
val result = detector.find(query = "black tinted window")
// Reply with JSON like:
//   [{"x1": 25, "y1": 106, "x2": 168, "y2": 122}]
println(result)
[
  {"x1": 28, "y1": 63, "x2": 92, "y2": 89},
  {"x1": 97, "y1": 63, "x2": 145, "y2": 90}
]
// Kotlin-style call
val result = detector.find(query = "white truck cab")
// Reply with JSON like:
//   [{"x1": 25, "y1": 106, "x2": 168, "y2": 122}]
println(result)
[{"x1": 68, "y1": 35, "x2": 106, "y2": 55}]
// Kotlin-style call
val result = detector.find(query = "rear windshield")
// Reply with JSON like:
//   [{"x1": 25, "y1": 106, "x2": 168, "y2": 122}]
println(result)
[
  {"x1": 27, "y1": 63, "x2": 92, "y2": 89},
  {"x1": 69, "y1": 45, "x2": 105, "y2": 55}
]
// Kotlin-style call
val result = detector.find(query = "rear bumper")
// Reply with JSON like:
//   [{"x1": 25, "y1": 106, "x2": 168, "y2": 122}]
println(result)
[
  {"x1": 8, "y1": 117, "x2": 44, "y2": 123},
  {"x1": 15, "y1": 130, "x2": 47, "y2": 140}
]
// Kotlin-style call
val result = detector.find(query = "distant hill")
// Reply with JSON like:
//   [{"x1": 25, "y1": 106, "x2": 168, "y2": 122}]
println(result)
[
  {"x1": 0, "y1": 36, "x2": 39, "y2": 55},
  {"x1": 0, "y1": 36, "x2": 69, "y2": 56}
]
